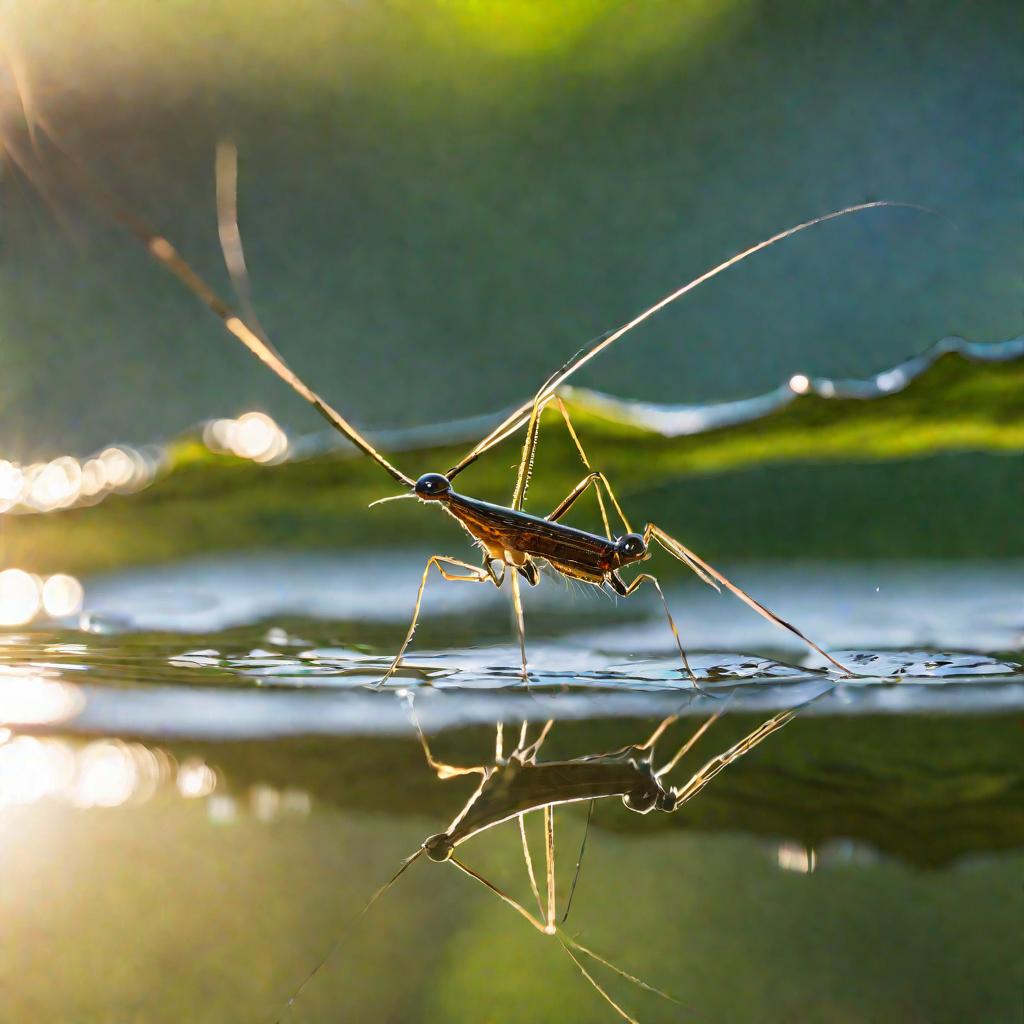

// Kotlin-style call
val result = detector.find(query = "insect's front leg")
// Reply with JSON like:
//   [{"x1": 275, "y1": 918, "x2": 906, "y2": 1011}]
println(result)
[
  {"x1": 608, "y1": 569, "x2": 699, "y2": 688},
  {"x1": 402, "y1": 697, "x2": 489, "y2": 780},
  {"x1": 483, "y1": 557, "x2": 506, "y2": 586},
  {"x1": 642, "y1": 523, "x2": 853, "y2": 675},
  {"x1": 376, "y1": 555, "x2": 497, "y2": 688}
]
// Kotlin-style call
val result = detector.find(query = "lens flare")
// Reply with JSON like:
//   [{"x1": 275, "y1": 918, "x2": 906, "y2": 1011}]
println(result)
[
  {"x1": 0, "y1": 460, "x2": 25, "y2": 510},
  {"x1": 0, "y1": 569, "x2": 42, "y2": 626},
  {"x1": 177, "y1": 758, "x2": 217, "y2": 798},
  {"x1": 70, "y1": 740, "x2": 138, "y2": 808},
  {"x1": 204, "y1": 411, "x2": 288, "y2": 463},
  {"x1": 98, "y1": 447, "x2": 135, "y2": 488},
  {"x1": 0, "y1": 736, "x2": 76, "y2": 806},
  {"x1": 41, "y1": 574, "x2": 84, "y2": 618}
]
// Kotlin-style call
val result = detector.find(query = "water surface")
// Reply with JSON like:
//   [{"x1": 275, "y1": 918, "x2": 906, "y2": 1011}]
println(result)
[{"x1": 1, "y1": 556, "x2": 1021, "y2": 1022}]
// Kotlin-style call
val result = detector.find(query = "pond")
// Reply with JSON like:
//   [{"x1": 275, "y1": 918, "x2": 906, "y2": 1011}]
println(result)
[{"x1": 1, "y1": 555, "x2": 1021, "y2": 1023}]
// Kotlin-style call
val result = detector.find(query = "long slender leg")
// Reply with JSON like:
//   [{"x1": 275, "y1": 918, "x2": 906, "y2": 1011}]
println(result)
[
  {"x1": 517, "y1": 720, "x2": 530, "y2": 751},
  {"x1": 555, "y1": 397, "x2": 634, "y2": 532},
  {"x1": 609, "y1": 570, "x2": 700, "y2": 688},
  {"x1": 404, "y1": 700, "x2": 488, "y2": 780},
  {"x1": 377, "y1": 555, "x2": 499, "y2": 687},
  {"x1": 552, "y1": 398, "x2": 610, "y2": 536},
  {"x1": 513, "y1": 391, "x2": 630, "y2": 533},
  {"x1": 519, "y1": 815, "x2": 545, "y2": 918},
  {"x1": 518, "y1": 719, "x2": 554, "y2": 763},
  {"x1": 449, "y1": 855, "x2": 549, "y2": 934},
  {"x1": 509, "y1": 568, "x2": 529, "y2": 681},
  {"x1": 667, "y1": 705, "x2": 802, "y2": 808},
  {"x1": 449, "y1": 852, "x2": 678, "y2": 1021},
  {"x1": 644, "y1": 523, "x2": 853, "y2": 675},
  {"x1": 655, "y1": 708, "x2": 725, "y2": 779},
  {"x1": 546, "y1": 472, "x2": 605, "y2": 526},
  {"x1": 544, "y1": 400, "x2": 634, "y2": 539},
  {"x1": 544, "y1": 805, "x2": 557, "y2": 933},
  {"x1": 511, "y1": 393, "x2": 555, "y2": 511},
  {"x1": 637, "y1": 714, "x2": 679, "y2": 751}
]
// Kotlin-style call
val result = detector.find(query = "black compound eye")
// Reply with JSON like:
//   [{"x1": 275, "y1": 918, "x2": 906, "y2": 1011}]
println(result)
[
  {"x1": 617, "y1": 533, "x2": 647, "y2": 559},
  {"x1": 415, "y1": 473, "x2": 451, "y2": 498}
]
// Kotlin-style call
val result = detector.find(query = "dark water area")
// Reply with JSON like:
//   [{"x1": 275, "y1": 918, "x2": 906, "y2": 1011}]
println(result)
[{"x1": 1, "y1": 556, "x2": 1021, "y2": 1022}]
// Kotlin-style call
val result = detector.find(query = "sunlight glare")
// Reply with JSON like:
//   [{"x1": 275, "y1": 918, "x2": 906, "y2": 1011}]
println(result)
[
  {"x1": 79, "y1": 457, "x2": 108, "y2": 497},
  {"x1": 42, "y1": 574, "x2": 84, "y2": 618},
  {"x1": 0, "y1": 672, "x2": 84, "y2": 726},
  {"x1": 70, "y1": 740, "x2": 138, "y2": 808},
  {"x1": 0, "y1": 569, "x2": 42, "y2": 626},
  {"x1": 205, "y1": 411, "x2": 288, "y2": 463},
  {"x1": 99, "y1": 447, "x2": 135, "y2": 488},
  {"x1": 0, "y1": 460, "x2": 25, "y2": 510},
  {"x1": 177, "y1": 758, "x2": 217, "y2": 798},
  {"x1": 0, "y1": 736, "x2": 76, "y2": 807}
]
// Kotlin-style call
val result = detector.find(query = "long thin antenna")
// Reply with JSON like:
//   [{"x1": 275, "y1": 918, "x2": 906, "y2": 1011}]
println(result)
[
  {"x1": 272, "y1": 848, "x2": 425, "y2": 1023},
  {"x1": 45, "y1": 131, "x2": 415, "y2": 488},
  {"x1": 561, "y1": 797, "x2": 594, "y2": 923},
  {"x1": 215, "y1": 141, "x2": 276, "y2": 354},
  {"x1": 446, "y1": 200, "x2": 927, "y2": 479}
]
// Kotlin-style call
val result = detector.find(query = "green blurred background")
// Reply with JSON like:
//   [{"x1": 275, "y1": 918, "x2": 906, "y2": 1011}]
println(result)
[{"x1": 0, "y1": 0, "x2": 1021, "y2": 565}]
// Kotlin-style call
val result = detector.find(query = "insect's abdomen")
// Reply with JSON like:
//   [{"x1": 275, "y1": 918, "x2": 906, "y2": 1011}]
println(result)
[{"x1": 446, "y1": 493, "x2": 617, "y2": 570}]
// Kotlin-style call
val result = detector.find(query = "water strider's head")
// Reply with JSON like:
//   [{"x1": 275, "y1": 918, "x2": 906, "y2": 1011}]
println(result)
[
  {"x1": 657, "y1": 791, "x2": 681, "y2": 813},
  {"x1": 613, "y1": 532, "x2": 648, "y2": 567},
  {"x1": 623, "y1": 781, "x2": 676, "y2": 814},
  {"x1": 414, "y1": 473, "x2": 452, "y2": 501},
  {"x1": 422, "y1": 832, "x2": 455, "y2": 862}
]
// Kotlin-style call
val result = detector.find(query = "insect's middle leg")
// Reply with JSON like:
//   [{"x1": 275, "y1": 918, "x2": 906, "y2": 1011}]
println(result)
[{"x1": 378, "y1": 555, "x2": 502, "y2": 688}]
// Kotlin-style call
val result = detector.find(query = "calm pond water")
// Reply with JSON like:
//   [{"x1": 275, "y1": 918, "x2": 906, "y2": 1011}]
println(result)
[{"x1": 1, "y1": 555, "x2": 1022, "y2": 1023}]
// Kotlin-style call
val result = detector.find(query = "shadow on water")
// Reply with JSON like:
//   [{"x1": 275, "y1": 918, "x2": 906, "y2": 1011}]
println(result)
[{"x1": 1, "y1": 556, "x2": 1022, "y2": 1021}]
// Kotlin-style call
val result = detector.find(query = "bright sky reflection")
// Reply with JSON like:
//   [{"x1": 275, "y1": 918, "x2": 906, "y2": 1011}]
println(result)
[{"x1": 0, "y1": 672, "x2": 84, "y2": 726}]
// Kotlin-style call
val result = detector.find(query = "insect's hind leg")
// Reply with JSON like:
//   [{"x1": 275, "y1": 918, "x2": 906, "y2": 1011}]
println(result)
[
  {"x1": 544, "y1": 397, "x2": 634, "y2": 542},
  {"x1": 643, "y1": 523, "x2": 853, "y2": 676},
  {"x1": 609, "y1": 570, "x2": 701, "y2": 689},
  {"x1": 511, "y1": 390, "x2": 629, "y2": 536},
  {"x1": 377, "y1": 555, "x2": 502, "y2": 688}
]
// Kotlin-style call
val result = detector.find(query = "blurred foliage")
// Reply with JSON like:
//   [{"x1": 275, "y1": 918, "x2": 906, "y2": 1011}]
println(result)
[
  {"x1": 3, "y1": 337, "x2": 1023, "y2": 575},
  {"x1": 1, "y1": 0, "x2": 1020, "y2": 460}
]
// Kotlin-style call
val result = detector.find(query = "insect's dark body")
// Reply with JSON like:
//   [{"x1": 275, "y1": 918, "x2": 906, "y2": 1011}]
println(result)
[
  {"x1": 423, "y1": 746, "x2": 672, "y2": 863},
  {"x1": 416, "y1": 474, "x2": 647, "y2": 590},
  {"x1": 450, "y1": 493, "x2": 617, "y2": 569}
]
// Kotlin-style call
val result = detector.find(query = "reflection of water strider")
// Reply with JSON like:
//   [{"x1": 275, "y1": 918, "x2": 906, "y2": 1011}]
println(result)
[
  {"x1": 356, "y1": 698, "x2": 820, "y2": 1022},
  {"x1": 38, "y1": 133, "x2": 918, "y2": 684},
  {"x1": 420, "y1": 704, "x2": 800, "y2": 860}
]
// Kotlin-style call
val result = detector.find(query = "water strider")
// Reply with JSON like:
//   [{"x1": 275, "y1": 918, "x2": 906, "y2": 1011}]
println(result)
[
  {"x1": 29, "y1": 132, "x2": 923, "y2": 685},
  {"x1": 278, "y1": 697, "x2": 820, "y2": 1022}
]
